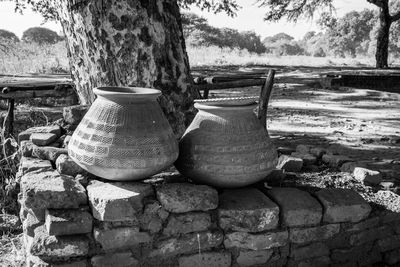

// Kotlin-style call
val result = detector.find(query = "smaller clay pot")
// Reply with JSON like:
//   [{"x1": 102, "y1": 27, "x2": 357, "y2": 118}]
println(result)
[{"x1": 175, "y1": 97, "x2": 278, "y2": 188}]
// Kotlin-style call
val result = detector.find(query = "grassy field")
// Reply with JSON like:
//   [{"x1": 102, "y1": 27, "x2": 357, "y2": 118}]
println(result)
[{"x1": 1, "y1": 41, "x2": 394, "y2": 75}]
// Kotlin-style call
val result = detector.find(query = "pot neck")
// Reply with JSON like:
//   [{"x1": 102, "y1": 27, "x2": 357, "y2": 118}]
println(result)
[{"x1": 94, "y1": 86, "x2": 160, "y2": 103}]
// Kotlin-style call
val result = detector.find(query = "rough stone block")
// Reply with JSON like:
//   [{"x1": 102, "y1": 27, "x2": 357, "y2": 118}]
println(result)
[
  {"x1": 290, "y1": 242, "x2": 329, "y2": 261},
  {"x1": 236, "y1": 250, "x2": 273, "y2": 266},
  {"x1": 340, "y1": 162, "x2": 364, "y2": 173},
  {"x1": 140, "y1": 201, "x2": 168, "y2": 234},
  {"x1": 19, "y1": 125, "x2": 62, "y2": 143},
  {"x1": 179, "y1": 252, "x2": 231, "y2": 267},
  {"x1": 63, "y1": 135, "x2": 72, "y2": 148},
  {"x1": 150, "y1": 230, "x2": 223, "y2": 257},
  {"x1": 294, "y1": 256, "x2": 331, "y2": 267},
  {"x1": 23, "y1": 212, "x2": 43, "y2": 237},
  {"x1": 20, "y1": 140, "x2": 36, "y2": 157},
  {"x1": 26, "y1": 254, "x2": 89, "y2": 267},
  {"x1": 19, "y1": 157, "x2": 53, "y2": 176},
  {"x1": 296, "y1": 145, "x2": 312, "y2": 154},
  {"x1": 33, "y1": 146, "x2": 68, "y2": 161},
  {"x1": 94, "y1": 227, "x2": 151, "y2": 251},
  {"x1": 276, "y1": 155, "x2": 303, "y2": 172},
  {"x1": 277, "y1": 146, "x2": 295, "y2": 155},
  {"x1": 377, "y1": 235, "x2": 400, "y2": 252},
  {"x1": 342, "y1": 217, "x2": 379, "y2": 232},
  {"x1": 163, "y1": 212, "x2": 211, "y2": 236},
  {"x1": 30, "y1": 133, "x2": 59, "y2": 146},
  {"x1": 224, "y1": 231, "x2": 288, "y2": 250},
  {"x1": 289, "y1": 224, "x2": 340, "y2": 244},
  {"x1": 218, "y1": 188, "x2": 279, "y2": 232},
  {"x1": 331, "y1": 243, "x2": 373, "y2": 263},
  {"x1": 349, "y1": 225, "x2": 392, "y2": 246},
  {"x1": 315, "y1": 188, "x2": 371, "y2": 223},
  {"x1": 91, "y1": 252, "x2": 139, "y2": 267},
  {"x1": 87, "y1": 180, "x2": 153, "y2": 222},
  {"x1": 63, "y1": 105, "x2": 89, "y2": 125},
  {"x1": 56, "y1": 154, "x2": 84, "y2": 177},
  {"x1": 45, "y1": 209, "x2": 92, "y2": 236},
  {"x1": 310, "y1": 147, "x2": 326, "y2": 158},
  {"x1": 267, "y1": 187, "x2": 322, "y2": 227},
  {"x1": 21, "y1": 170, "x2": 87, "y2": 210},
  {"x1": 322, "y1": 154, "x2": 351, "y2": 167},
  {"x1": 30, "y1": 225, "x2": 89, "y2": 260},
  {"x1": 384, "y1": 248, "x2": 400, "y2": 265},
  {"x1": 291, "y1": 152, "x2": 317, "y2": 166},
  {"x1": 156, "y1": 183, "x2": 218, "y2": 213},
  {"x1": 353, "y1": 167, "x2": 382, "y2": 185}
]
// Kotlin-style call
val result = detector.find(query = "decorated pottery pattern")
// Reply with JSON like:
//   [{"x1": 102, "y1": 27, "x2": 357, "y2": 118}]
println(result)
[
  {"x1": 68, "y1": 87, "x2": 178, "y2": 181},
  {"x1": 175, "y1": 98, "x2": 278, "y2": 188}
]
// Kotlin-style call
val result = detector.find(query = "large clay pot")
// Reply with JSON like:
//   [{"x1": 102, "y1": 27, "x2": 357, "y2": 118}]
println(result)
[
  {"x1": 175, "y1": 97, "x2": 278, "y2": 188},
  {"x1": 68, "y1": 87, "x2": 178, "y2": 181}
]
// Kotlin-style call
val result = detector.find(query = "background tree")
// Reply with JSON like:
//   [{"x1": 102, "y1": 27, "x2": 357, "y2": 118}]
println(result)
[
  {"x1": 325, "y1": 10, "x2": 376, "y2": 58},
  {"x1": 257, "y1": 0, "x2": 400, "y2": 68},
  {"x1": 22, "y1": 27, "x2": 61, "y2": 44},
  {"x1": 0, "y1": 29, "x2": 19, "y2": 42}
]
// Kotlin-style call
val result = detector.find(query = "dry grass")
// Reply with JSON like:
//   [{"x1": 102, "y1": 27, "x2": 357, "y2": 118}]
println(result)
[
  {"x1": 186, "y1": 45, "x2": 379, "y2": 67},
  {"x1": 2, "y1": 41, "x2": 396, "y2": 75},
  {"x1": 0, "y1": 41, "x2": 69, "y2": 75},
  {"x1": 0, "y1": 233, "x2": 24, "y2": 267}
]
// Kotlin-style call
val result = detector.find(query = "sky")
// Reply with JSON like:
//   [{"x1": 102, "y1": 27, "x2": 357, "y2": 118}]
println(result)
[{"x1": 0, "y1": 0, "x2": 375, "y2": 40}]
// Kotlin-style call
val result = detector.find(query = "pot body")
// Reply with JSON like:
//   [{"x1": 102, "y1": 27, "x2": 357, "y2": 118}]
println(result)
[
  {"x1": 68, "y1": 87, "x2": 178, "y2": 181},
  {"x1": 175, "y1": 99, "x2": 278, "y2": 188}
]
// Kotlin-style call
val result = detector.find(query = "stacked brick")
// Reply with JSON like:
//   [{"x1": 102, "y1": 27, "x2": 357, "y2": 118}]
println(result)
[{"x1": 15, "y1": 106, "x2": 400, "y2": 266}]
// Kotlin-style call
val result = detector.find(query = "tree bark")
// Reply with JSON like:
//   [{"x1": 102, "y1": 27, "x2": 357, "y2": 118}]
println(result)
[
  {"x1": 369, "y1": 0, "x2": 392, "y2": 68},
  {"x1": 55, "y1": 0, "x2": 199, "y2": 136},
  {"x1": 375, "y1": 4, "x2": 391, "y2": 68}
]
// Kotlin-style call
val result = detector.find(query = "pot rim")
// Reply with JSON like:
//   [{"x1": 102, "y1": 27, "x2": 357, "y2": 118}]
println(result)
[
  {"x1": 194, "y1": 96, "x2": 258, "y2": 110},
  {"x1": 93, "y1": 86, "x2": 161, "y2": 99}
]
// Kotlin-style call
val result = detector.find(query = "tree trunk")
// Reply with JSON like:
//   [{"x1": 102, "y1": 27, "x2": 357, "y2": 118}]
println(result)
[
  {"x1": 375, "y1": 3, "x2": 391, "y2": 68},
  {"x1": 56, "y1": 0, "x2": 199, "y2": 136}
]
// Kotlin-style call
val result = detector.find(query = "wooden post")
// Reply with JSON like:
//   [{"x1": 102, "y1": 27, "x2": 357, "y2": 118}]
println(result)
[
  {"x1": 5, "y1": 98, "x2": 15, "y2": 137},
  {"x1": 258, "y1": 70, "x2": 275, "y2": 128},
  {"x1": 203, "y1": 89, "x2": 210, "y2": 99}
]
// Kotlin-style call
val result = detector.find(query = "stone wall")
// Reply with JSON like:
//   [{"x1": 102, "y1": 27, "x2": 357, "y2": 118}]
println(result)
[{"x1": 16, "y1": 106, "x2": 400, "y2": 267}]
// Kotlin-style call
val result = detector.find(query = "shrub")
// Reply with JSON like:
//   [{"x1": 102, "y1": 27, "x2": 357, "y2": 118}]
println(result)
[{"x1": 22, "y1": 27, "x2": 61, "y2": 44}]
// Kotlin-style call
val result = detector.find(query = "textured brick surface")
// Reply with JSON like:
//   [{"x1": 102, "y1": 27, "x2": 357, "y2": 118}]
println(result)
[
  {"x1": 179, "y1": 252, "x2": 231, "y2": 267},
  {"x1": 157, "y1": 183, "x2": 218, "y2": 213},
  {"x1": 56, "y1": 154, "x2": 84, "y2": 177},
  {"x1": 276, "y1": 155, "x2": 303, "y2": 172},
  {"x1": 45, "y1": 209, "x2": 92, "y2": 236},
  {"x1": 224, "y1": 231, "x2": 288, "y2": 250},
  {"x1": 91, "y1": 252, "x2": 139, "y2": 267},
  {"x1": 290, "y1": 224, "x2": 340, "y2": 244},
  {"x1": 218, "y1": 188, "x2": 279, "y2": 232},
  {"x1": 150, "y1": 231, "x2": 223, "y2": 257},
  {"x1": 87, "y1": 180, "x2": 153, "y2": 222},
  {"x1": 315, "y1": 188, "x2": 371, "y2": 223},
  {"x1": 236, "y1": 250, "x2": 273, "y2": 266},
  {"x1": 21, "y1": 170, "x2": 87, "y2": 210},
  {"x1": 290, "y1": 242, "x2": 329, "y2": 261},
  {"x1": 267, "y1": 187, "x2": 322, "y2": 227},
  {"x1": 93, "y1": 227, "x2": 151, "y2": 251},
  {"x1": 163, "y1": 212, "x2": 211, "y2": 236},
  {"x1": 29, "y1": 225, "x2": 89, "y2": 260}
]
